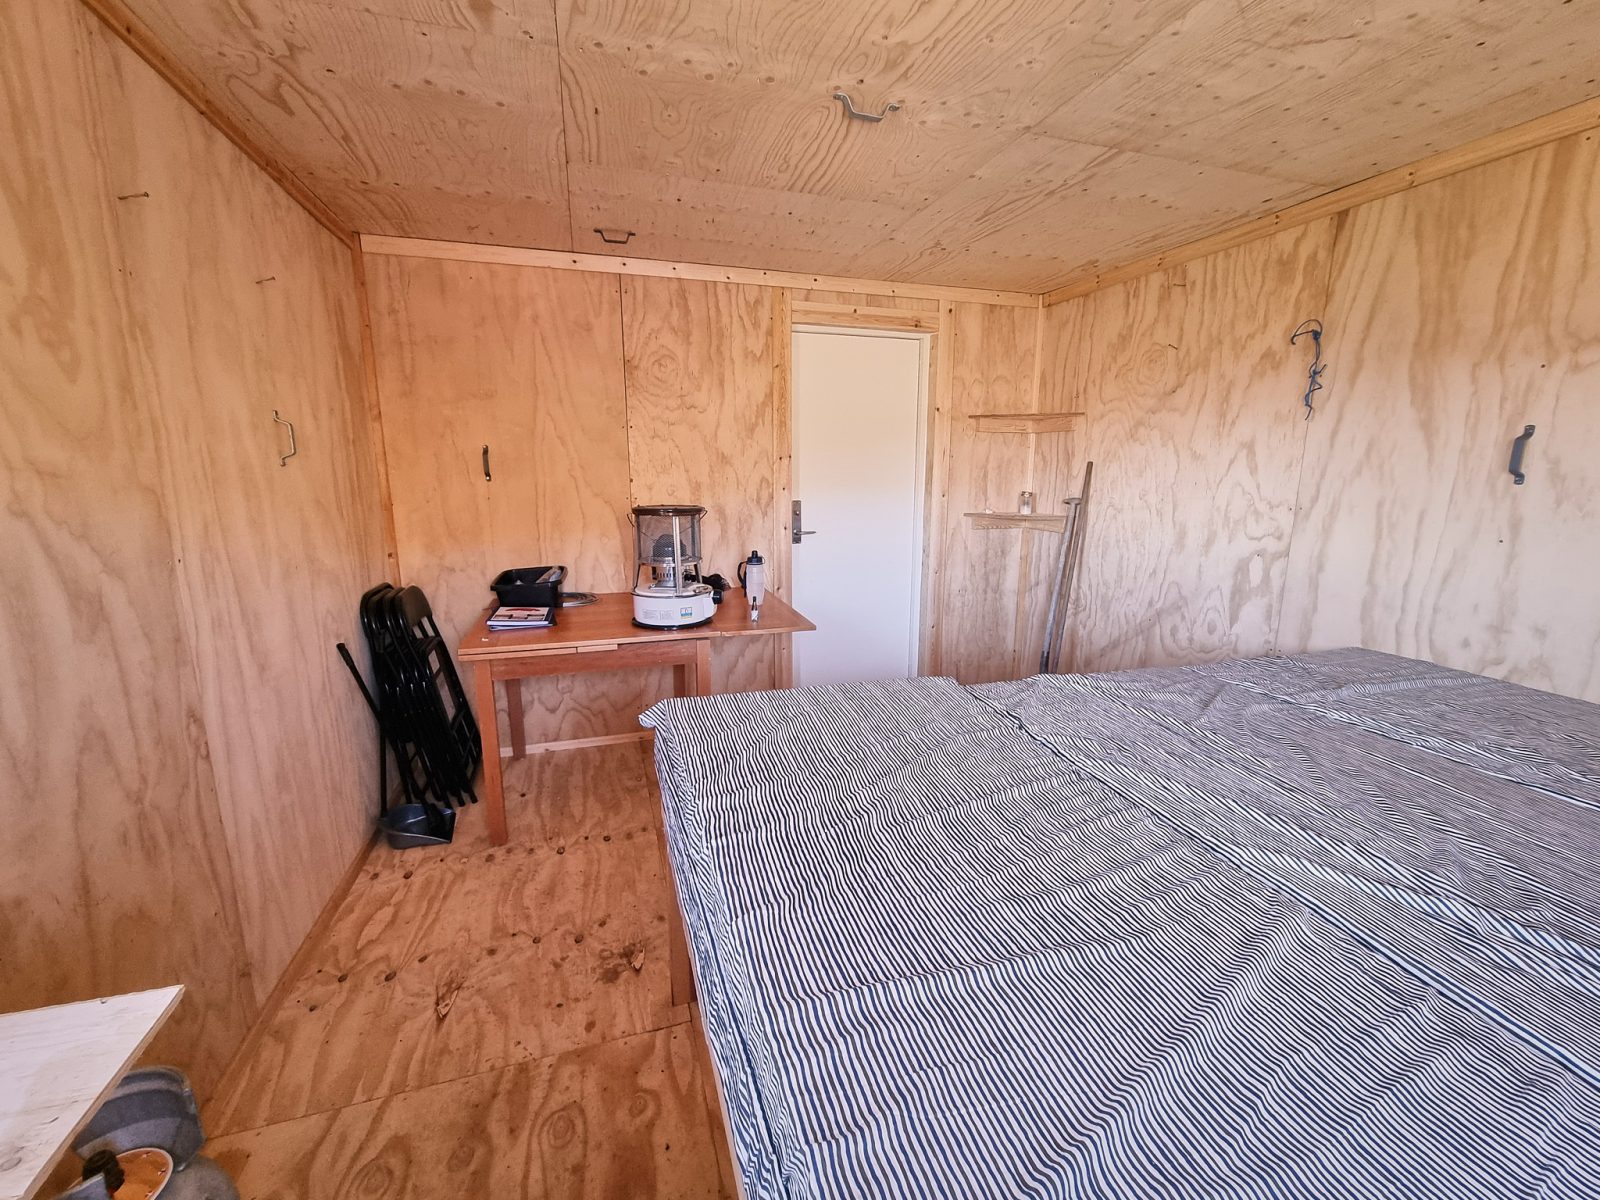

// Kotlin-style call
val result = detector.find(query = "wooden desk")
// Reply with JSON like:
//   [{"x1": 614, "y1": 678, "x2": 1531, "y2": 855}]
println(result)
[
  {"x1": 0, "y1": 986, "x2": 182, "y2": 1200},
  {"x1": 457, "y1": 591, "x2": 814, "y2": 847}
]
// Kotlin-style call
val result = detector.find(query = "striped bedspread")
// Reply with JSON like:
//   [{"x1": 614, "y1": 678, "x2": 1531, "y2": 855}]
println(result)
[{"x1": 640, "y1": 650, "x2": 1600, "y2": 1199}]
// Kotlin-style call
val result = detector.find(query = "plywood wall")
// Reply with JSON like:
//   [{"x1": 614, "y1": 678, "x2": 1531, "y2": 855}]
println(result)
[
  {"x1": 622, "y1": 277, "x2": 781, "y2": 697},
  {"x1": 1049, "y1": 127, "x2": 1600, "y2": 702},
  {"x1": 367, "y1": 254, "x2": 1055, "y2": 714},
  {"x1": 1047, "y1": 221, "x2": 1336, "y2": 673},
  {"x1": 367, "y1": 263, "x2": 786, "y2": 744},
  {"x1": 1, "y1": 0, "x2": 384, "y2": 1095},
  {"x1": 922, "y1": 303, "x2": 1068, "y2": 683},
  {"x1": 1280, "y1": 132, "x2": 1600, "y2": 701}
]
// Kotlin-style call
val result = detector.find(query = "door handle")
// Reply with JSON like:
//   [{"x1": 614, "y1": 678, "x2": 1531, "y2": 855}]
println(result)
[
  {"x1": 1508, "y1": 424, "x2": 1535, "y2": 485},
  {"x1": 791, "y1": 500, "x2": 817, "y2": 544},
  {"x1": 272, "y1": 410, "x2": 297, "y2": 466}
]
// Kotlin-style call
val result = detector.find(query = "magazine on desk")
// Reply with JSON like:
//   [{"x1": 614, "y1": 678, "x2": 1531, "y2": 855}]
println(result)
[{"x1": 487, "y1": 605, "x2": 554, "y2": 630}]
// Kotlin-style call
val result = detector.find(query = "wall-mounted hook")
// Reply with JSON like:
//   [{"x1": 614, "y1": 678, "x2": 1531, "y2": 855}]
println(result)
[
  {"x1": 272, "y1": 410, "x2": 297, "y2": 466},
  {"x1": 593, "y1": 227, "x2": 635, "y2": 245},
  {"x1": 833, "y1": 91, "x2": 902, "y2": 122},
  {"x1": 1508, "y1": 424, "x2": 1536, "y2": 485},
  {"x1": 1290, "y1": 318, "x2": 1325, "y2": 420},
  {"x1": 482, "y1": 444, "x2": 492, "y2": 482}
]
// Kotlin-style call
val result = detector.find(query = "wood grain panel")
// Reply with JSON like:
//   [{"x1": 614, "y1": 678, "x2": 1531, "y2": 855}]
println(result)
[
  {"x1": 104, "y1": 47, "x2": 387, "y2": 1003},
  {"x1": 1043, "y1": 1, "x2": 1600, "y2": 187},
  {"x1": 106, "y1": 0, "x2": 1600, "y2": 291},
  {"x1": 924, "y1": 303, "x2": 1044, "y2": 682},
  {"x1": 1058, "y1": 220, "x2": 1337, "y2": 674},
  {"x1": 209, "y1": 1025, "x2": 725, "y2": 1200},
  {"x1": 208, "y1": 745, "x2": 682, "y2": 1132},
  {"x1": 0, "y1": 0, "x2": 255, "y2": 1097},
  {"x1": 367, "y1": 255, "x2": 653, "y2": 744},
  {"x1": 623, "y1": 276, "x2": 780, "y2": 693},
  {"x1": 1281, "y1": 134, "x2": 1600, "y2": 701},
  {"x1": 206, "y1": 742, "x2": 727, "y2": 1196},
  {"x1": 1019, "y1": 296, "x2": 1092, "y2": 673},
  {"x1": 119, "y1": 0, "x2": 570, "y2": 248}
]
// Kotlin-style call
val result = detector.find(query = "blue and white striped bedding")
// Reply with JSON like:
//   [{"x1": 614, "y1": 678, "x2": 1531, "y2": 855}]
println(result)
[{"x1": 640, "y1": 650, "x2": 1600, "y2": 1199}]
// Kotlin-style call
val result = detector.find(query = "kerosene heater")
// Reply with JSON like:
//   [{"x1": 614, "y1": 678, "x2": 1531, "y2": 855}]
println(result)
[{"x1": 631, "y1": 504, "x2": 716, "y2": 628}]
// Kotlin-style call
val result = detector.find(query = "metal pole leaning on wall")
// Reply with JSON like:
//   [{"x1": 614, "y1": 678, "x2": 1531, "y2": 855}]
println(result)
[{"x1": 1038, "y1": 460, "x2": 1094, "y2": 675}]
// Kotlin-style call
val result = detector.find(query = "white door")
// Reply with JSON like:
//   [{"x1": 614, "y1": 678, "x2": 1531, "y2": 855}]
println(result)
[{"x1": 791, "y1": 328, "x2": 928, "y2": 686}]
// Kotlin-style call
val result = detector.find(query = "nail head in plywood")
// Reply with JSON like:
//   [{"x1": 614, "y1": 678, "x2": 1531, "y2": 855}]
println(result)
[{"x1": 969, "y1": 412, "x2": 1084, "y2": 434}]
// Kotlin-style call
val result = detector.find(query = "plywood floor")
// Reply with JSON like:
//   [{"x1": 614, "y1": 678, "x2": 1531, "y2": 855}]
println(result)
[{"x1": 204, "y1": 742, "x2": 734, "y2": 1199}]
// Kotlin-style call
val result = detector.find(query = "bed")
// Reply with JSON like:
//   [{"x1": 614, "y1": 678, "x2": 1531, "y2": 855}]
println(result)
[{"x1": 640, "y1": 649, "x2": 1600, "y2": 1199}]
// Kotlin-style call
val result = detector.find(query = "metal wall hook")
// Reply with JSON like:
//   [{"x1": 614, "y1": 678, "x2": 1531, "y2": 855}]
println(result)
[
  {"x1": 482, "y1": 444, "x2": 492, "y2": 483},
  {"x1": 1509, "y1": 424, "x2": 1536, "y2": 485},
  {"x1": 1290, "y1": 318, "x2": 1325, "y2": 420},
  {"x1": 272, "y1": 410, "x2": 297, "y2": 466},
  {"x1": 593, "y1": 227, "x2": 635, "y2": 245},
  {"x1": 833, "y1": 91, "x2": 901, "y2": 122}
]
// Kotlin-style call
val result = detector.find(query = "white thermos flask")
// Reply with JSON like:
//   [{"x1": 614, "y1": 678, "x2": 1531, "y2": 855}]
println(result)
[{"x1": 738, "y1": 550, "x2": 766, "y2": 621}]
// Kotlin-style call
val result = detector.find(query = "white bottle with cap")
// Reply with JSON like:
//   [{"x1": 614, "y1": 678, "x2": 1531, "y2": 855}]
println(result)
[{"x1": 738, "y1": 551, "x2": 766, "y2": 621}]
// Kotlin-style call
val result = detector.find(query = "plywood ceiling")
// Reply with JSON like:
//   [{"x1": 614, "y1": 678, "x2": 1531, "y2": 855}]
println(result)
[{"x1": 115, "y1": 0, "x2": 1600, "y2": 291}]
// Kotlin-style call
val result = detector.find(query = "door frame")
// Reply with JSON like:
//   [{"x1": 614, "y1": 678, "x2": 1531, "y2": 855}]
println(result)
[{"x1": 791, "y1": 322, "x2": 933, "y2": 679}]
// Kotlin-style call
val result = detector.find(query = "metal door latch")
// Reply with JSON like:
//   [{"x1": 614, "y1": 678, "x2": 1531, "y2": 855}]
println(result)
[{"x1": 792, "y1": 499, "x2": 817, "y2": 544}]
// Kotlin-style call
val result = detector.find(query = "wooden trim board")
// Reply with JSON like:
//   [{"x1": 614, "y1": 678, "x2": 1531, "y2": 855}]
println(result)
[
  {"x1": 1041, "y1": 94, "x2": 1600, "y2": 305},
  {"x1": 792, "y1": 302, "x2": 941, "y2": 331},
  {"x1": 970, "y1": 412, "x2": 1083, "y2": 434},
  {"x1": 500, "y1": 730, "x2": 651, "y2": 757},
  {"x1": 75, "y1": 0, "x2": 351, "y2": 246},
  {"x1": 361, "y1": 235, "x2": 1039, "y2": 308}
]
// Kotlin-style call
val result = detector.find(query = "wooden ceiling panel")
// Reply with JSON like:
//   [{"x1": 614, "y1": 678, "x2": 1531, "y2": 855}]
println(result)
[
  {"x1": 873, "y1": 134, "x2": 1323, "y2": 290},
  {"x1": 123, "y1": 0, "x2": 571, "y2": 246},
  {"x1": 108, "y1": 0, "x2": 1600, "y2": 290},
  {"x1": 1043, "y1": 1, "x2": 1600, "y2": 184},
  {"x1": 315, "y1": 0, "x2": 553, "y2": 39},
  {"x1": 567, "y1": 162, "x2": 904, "y2": 270},
  {"x1": 311, "y1": 174, "x2": 567, "y2": 246},
  {"x1": 558, "y1": 60, "x2": 998, "y2": 208},
  {"x1": 554, "y1": 0, "x2": 1198, "y2": 135}
]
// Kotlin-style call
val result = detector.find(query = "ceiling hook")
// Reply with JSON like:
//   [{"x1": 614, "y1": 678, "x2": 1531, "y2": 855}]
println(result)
[
  {"x1": 594, "y1": 227, "x2": 635, "y2": 245},
  {"x1": 833, "y1": 91, "x2": 901, "y2": 123}
]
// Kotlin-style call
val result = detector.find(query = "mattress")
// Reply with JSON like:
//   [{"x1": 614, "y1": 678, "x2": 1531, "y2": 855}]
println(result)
[{"x1": 640, "y1": 650, "x2": 1600, "y2": 1199}]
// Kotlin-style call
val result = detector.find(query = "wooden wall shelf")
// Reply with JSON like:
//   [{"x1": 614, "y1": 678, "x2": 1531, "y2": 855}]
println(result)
[
  {"x1": 965, "y1": 512, "x2": 1069, "y2": 532},
  {"x1": 969, "y1": 411, "x2": 1084, "y2": 434}
]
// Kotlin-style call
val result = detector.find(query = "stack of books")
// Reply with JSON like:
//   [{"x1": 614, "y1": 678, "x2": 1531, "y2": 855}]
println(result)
[{"x1": 487, "y1": 605, "x2": 554, "y2": 631}]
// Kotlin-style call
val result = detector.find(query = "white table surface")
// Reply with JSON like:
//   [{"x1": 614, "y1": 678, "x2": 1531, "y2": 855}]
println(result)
[{"x1": 0, "y1": 987, "x2": 182, "y2": 1200}]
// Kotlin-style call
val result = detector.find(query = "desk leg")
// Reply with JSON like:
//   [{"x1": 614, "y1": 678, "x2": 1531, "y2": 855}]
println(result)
[
  {"x1": 474, "y1": 662, "x2": 509, "y2": 845},
  {"x1": 674, "y1": 638, "x2": 713, "y2": 698},
  {"x1": 505, "y1": 679, "x2": 527, "y2": 760},
  {"x1": 658, "y1": 817, "x2": 696, "y2": 1006}
]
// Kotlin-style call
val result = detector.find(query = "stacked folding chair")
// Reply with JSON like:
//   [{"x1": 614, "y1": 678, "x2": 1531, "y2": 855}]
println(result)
[{"x1": 338, "y1": 583, "x2": 482, "y2": 847}]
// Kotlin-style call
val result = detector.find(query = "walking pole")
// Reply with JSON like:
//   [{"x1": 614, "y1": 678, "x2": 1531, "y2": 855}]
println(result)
[
  {"x1": 1044, "y1": 460, "x2": 1094, "y2": 675},
  {"x1": 1038, "y1": 500, "x2": 1079, "y2": 674}
]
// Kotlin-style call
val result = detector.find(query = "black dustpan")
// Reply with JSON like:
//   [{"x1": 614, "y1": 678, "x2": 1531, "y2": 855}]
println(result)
[{"x1": 381, "y1": 801, "x2": 456, "y2": 849}]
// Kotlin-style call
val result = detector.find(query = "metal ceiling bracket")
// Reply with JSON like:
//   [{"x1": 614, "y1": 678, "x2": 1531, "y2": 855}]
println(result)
[
  {"x1": 833, "y1": 91, "x2": 901, "y2": 122},
  {"x1": 594, "y1": 227, "x2": 635, "y2": 245}
]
